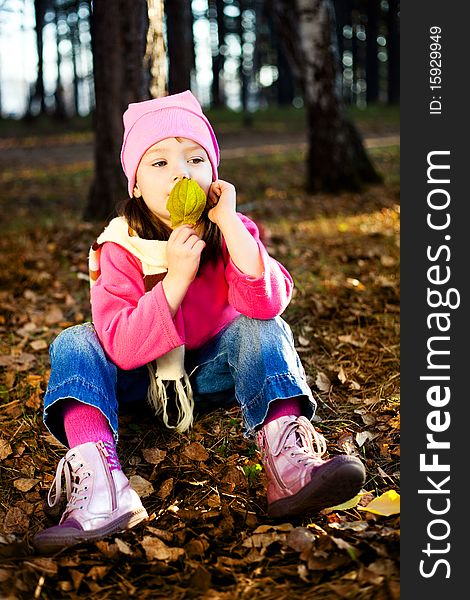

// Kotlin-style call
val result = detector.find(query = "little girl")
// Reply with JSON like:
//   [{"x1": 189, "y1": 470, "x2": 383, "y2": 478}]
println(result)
[{"x1": 34, "y1": 90, "x2": 365, "y2": 552}]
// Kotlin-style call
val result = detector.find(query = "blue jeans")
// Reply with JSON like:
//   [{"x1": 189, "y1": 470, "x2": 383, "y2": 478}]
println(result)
[{"x1": 43, "y1": 315, "x2": 316, "y2": 446}]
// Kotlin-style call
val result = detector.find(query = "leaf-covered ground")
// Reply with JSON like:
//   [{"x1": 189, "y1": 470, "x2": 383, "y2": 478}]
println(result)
[{"x1": 0, "y1": 115, "x2": 399, "y2": 599}]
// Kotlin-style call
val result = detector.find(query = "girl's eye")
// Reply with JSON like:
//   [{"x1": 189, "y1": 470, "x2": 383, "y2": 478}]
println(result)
[
  {"x1": 152, "y1": 160, "x2": 167, "y2": 168},
  {"x1": 189, "y1": 157, "x2": 204, "y2": 164}
]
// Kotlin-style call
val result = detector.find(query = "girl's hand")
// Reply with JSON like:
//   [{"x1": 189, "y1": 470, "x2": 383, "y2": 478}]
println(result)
[
  {"x1": 166, "y1": 225, "x2": 205, "y2": 285},
  {"x1": 207, "y1": 179, "x2": 237, "y2": 226}
]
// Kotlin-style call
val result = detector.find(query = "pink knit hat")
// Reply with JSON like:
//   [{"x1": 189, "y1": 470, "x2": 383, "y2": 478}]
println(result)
[{"x1": 120, "y1": 90, "x2": 220, "y2": 197}]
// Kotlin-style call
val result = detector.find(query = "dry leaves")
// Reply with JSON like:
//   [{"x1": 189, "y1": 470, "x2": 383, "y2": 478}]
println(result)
[
  {"x1": 0, "y1": 439, "x2": 13, "y2": 461},
  {"x1": 141, "y1": 536, "x2": 185, "y2": 562},
  {"x1": 129, "y1": 475, "x2": 154, "y2": 498},
  {"x1": 0, "y1": 124, "x2": 399, "y2": 598}
]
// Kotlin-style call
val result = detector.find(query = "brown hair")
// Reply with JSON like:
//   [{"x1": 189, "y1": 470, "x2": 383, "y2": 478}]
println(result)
[{"x1": 119, "y1": 196, "x2": 222, "y2": 266}]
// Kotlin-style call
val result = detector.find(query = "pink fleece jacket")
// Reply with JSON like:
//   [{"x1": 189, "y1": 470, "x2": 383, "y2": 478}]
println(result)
[{"x1": 91, "y1": 213, "x2": 293, "y2": 370}]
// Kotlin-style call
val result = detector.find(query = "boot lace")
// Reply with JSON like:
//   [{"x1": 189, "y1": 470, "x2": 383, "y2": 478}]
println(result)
[
  {"x1": 262, "y1": 416, "x2": 328, "y2": 467},
  {"x1": 99, "y1": 440, "x2": 121, "y2": 471},
  {"x1": 47, "y1": 452, "x2": 92, "y2": 517}
]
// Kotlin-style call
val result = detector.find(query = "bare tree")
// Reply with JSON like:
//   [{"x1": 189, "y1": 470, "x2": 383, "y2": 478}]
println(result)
[
  {"x1": 145, "y1": 0, "x2": 167, "y2": 98},
  {"x1": 165, "y1": 0, "x2": 194, "y2": 94},
  {"x1": 387, "y1": 0, "x2": 399, "y2": 104},
  {"x1": 271, "y1": 0, "x2": 380, "y2": 192},
  {"x1": 365, "y1": 0, "x2": 379, "y2": 105},
  {"x1": 27, "y1": 0, "x2": 49, "y2": 117},
  {"x1": 209, "y1": 0, "x2": 226, "y2": 107},
  {"x1": 84, "y1": 0, "x2": 151, "y2": 222}
]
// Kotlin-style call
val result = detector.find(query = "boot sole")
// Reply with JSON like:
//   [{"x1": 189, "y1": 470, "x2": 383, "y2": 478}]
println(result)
[
  {"x1": 33, "y1": 507, "x2": 149, "y2": 554},
  {"x1": 268, "y1": 456, "x2": 366, "y2": 519}
]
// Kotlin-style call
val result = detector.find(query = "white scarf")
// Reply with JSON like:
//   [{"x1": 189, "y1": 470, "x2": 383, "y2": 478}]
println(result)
[{"x1": 89, "y1": 216, "x2": 194, "y2": 433}]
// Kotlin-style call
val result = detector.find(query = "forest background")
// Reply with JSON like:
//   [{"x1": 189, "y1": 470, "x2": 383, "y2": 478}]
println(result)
[{"x1": 0, "y1": 1, "x2": 400, "y2": 598}]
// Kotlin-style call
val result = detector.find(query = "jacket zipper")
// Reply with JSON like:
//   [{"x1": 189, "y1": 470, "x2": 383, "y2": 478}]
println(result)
[{"x1": 97, "y1": 441, "x2": 117, "y2": 511}]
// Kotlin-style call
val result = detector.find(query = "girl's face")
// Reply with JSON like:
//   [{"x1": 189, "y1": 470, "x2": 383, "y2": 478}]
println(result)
[{"x1": 134, "y1": 137, "x2": 213, "y2": 227}]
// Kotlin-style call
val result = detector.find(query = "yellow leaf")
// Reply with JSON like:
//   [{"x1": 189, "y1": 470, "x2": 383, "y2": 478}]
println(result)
[
  {"x1": 327, "y1": 492, "x2": 367, "y2": 511},
  {"x1": 166, "y1": 179, "x2": 207, "y2": 228},
  {"x1": 358, "y1": 490, "x2": 400, "y2": 516}
]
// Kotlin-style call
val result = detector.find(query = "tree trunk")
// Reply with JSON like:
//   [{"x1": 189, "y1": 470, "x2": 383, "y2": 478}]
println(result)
[
  {"x1": 145, "y1": 0, "x2": 167, "y2": 98},
  {"x1": 165, "y1": 0, "x2": 194, "y2": 94},
  {"x1": 53, "y1": 6, "x2": 67, "y2": 120},
  {"x1": 238, "y1": 0, "x2": 252, "y2": 123},
  {"x1": 84, "y1": 0, "x2": 150, "y2": 222},
  {"x1": 333, "y1": 0, "x2": 349, "y2": 71},
  {"x1": 387, "y1": 0, "x2": 399, "y2": 104},
  {"x1": 270, "y1": 0, "x2": 380, "y2": 193},
  {"x1": 71, "y1": 12, "x2": 80, "y2": 117},
  {"x1": 365, "y1": 0, "x2": 379, "y2": 104},
  {"x1": 277, "y1": 42, "x2": 296, "y2": 105},
  {"x1": 209, "y1": 0, "x2": 226, "y2": 107},
  {"x1": 28, "y1": 0, "x2": 47, "y2": 117}
]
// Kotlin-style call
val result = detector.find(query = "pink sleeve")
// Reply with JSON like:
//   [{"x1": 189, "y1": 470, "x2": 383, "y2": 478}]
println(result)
[
  {"x1": 90, "y1": 243, "x2": 184, "y2": 370},
  {"x1": 224, "y1": 214, "x2": 293, "y2": 319}
]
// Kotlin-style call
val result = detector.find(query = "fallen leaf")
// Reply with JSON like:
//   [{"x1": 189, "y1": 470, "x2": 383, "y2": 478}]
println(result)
[
  {"x1": 286, "y1": 527, "x2": 316, "y2": 552},
  {"x1": 327, "y1": 493, "x2": 366, "y2": 511},
  {"x1": 0, "y1": 352, "x2": 36, "y2": 372},
  {"x1": 338, "y1": 367, "x2": 347, "y2": 384},
  {"x1": 23, "y1": 557, "x2": 58, "y2": 576},
  {"x1": 16, "y1": 322, "x2": 38, "y2": 337},
  {"x1": 221, "y1": 465, "x2": 246, "y2": 490},
  {"x1": 129, "y1": 475, "x2": 154, "y2": 498},
  {"x1": 114, "y1": 538, "x2": 133, "y2": 555},
  {"x1": 253, "y1": 523, "x2": 293, "y2": 534},
  {"x1": 354, "y1": 409, "x2": 377, "y2": 426},
  {"x1": 3, "y1": 505, "x2": 30, "y2": 534},
  {"x1": 315, "y1": 372, "x2": 331, "y2": 392},
  {"x1": 377, "y1": 466, "x2": 394, "y2": 481},
  {"x1": 87, "y1": 565, "x2": 110, "y2": 580},
  {"x1": 297, "y1": 563, "x2": 310, "y2": 583},
  {"x1": 157, "y1": 478, "x2": 174, "y2": 499},
  {"x1": 183, "y1": 442, "x2": 209, "y2": 462},
  {"x1": 338, "y1": 334, "x2": 365, "y2": 348},
  {"x1": 30, "y1": 339, "x2": 48, "y2": 351},
  {"x1": 329, "y1": 521, "x2": 369, "y2": 532},
  {"x1": 358, "y1": 490, "x2": 400, "y2": 516},
  {"x1": 356, "y1": 431, "x2": 379, "y2": 447},
  {"x1": 242, "y1": 531, "x2": 289, "y2": 549},
  {"x1": 45, "y1": 306, "x2": 64, "y2": 325},
  {"x1": 141, "y1": 536, "x2": 185, "y2": 562},
  {"x1": 306, "y1": 553, "x2": 350, "y2": 571},
  {"x1": 206, "y1": 493, "x2": 221, "y2": 508},
  {"x1": 331, "y1": 536, "x2": 355, "y2": 553},
  {"x1": 185, "y1": 538, "x2": 209, "y2": 558},
  {"x1": 13, "y1": 478, "x2": 39, "y2": 492},
  {"x1": 141, "y1": 447, "x2": 166, "y2": 465},
  {"x1": 69, "y1": 569, "x2": 85, "y2": 591},
  {"x1": 0, "y1": 439, "x2": 13, "y2": 461},
  {"x1": 146, "y1": 526, "x2": 174, "y2": 542},
  {"x1": 336, "y1": 432, "x2": 358, "y2": 456},
  {"x1": 41, "y1": 432, "x2": 66, "y2": 449}
]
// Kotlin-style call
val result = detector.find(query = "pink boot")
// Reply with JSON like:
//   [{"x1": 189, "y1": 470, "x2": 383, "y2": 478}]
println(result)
[
  {"x1": 257, "y1": 416, "x2": 366, "y2": 518},
  {"x1": 34, "y1": 441, "x2": 148, "y2": 553}
]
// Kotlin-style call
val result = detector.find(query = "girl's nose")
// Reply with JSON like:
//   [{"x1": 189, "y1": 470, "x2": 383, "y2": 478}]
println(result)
[{"x1": 173, "y1": 170, "x2": 189, "y2": 182}]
